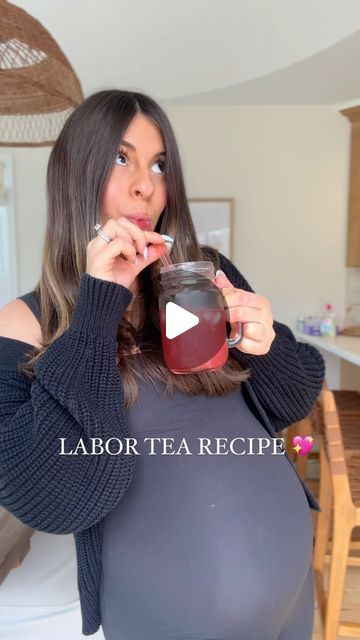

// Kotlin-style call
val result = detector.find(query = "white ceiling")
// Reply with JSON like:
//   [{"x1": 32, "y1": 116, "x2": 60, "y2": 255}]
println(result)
[{"x1": 13, "y1": 0, "x2": 360, "y2": 105}]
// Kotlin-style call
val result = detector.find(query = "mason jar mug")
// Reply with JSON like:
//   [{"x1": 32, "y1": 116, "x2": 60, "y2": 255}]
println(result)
[{"x1": 158, "y1": 261, "x2": 242, "y2": 374}]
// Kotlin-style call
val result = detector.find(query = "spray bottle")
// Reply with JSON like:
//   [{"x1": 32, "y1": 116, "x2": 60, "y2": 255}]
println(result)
[{"x1": 320, "y1": 303, "x2": 336, "y2": 338}]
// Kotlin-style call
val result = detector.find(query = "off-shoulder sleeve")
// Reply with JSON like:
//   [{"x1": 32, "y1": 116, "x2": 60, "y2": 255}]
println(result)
[
  {"x1": 219, "y1": 253, "x2": 325, "y2": 431},
  {"x1": 0, "y1": 274, "x2": 136, "y2": 534}
]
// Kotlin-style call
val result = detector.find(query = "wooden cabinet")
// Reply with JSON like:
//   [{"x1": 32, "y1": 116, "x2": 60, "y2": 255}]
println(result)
[{"x1": 341, "y1": 106, "x2": 360, "y2": 267}]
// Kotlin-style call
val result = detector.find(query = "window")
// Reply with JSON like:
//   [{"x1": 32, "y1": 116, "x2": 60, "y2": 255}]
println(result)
[{"x1": 0, "y1": 154, "x2": 18, "y2": 306}]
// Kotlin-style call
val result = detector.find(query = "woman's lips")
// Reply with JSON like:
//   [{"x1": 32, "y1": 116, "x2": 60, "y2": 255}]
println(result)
[{"x1": 128, "y1": 217, "x2": 152, "y2": 231}]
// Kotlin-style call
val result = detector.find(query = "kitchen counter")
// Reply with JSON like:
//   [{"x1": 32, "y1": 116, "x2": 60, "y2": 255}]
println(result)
[{"x1": 293, "y1": 330, "x2": 360, "y2": 367}]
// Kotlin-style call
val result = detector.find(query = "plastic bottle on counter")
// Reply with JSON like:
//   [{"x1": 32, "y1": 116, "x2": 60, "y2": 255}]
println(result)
[
  {"x1": 295, "y1": 314, "x2": 306, "y2": 333},
  {"x1": 304, "y1": 316, "x2": 321, "y2": 335},
  {"x1": 311, "y1": 316, "x2": 321, "y2": 336},
  {"x1": 303, "y1": 316, "x2": 312, "y2": 334},
  {"x1": 320, "y1": 303, "x2": 336, "y2": 338}
]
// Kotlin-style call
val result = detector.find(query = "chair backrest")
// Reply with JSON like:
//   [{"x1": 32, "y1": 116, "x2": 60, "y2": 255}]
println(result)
[
  {"x1": 313, "y1": 381, "x2": 352, "y2": 505},
  {"x1": 0, "y1": 506, "x2": 33, "y2": 584}
]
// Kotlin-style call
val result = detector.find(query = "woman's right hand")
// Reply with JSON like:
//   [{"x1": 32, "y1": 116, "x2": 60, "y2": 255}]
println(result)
[{"x1": 86, "y1": 217, "x2": 168, "y2": 289}]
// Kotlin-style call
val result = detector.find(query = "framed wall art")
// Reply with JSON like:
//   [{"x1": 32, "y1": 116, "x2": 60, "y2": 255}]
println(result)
[{"x1": 188, "y1": 198, "x2": 233, "y2": 260}]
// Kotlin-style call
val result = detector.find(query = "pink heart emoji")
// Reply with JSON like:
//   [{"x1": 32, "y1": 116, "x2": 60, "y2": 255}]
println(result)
[{"x1": 292, "y1": 435, "x2": 315, "y2": 457}]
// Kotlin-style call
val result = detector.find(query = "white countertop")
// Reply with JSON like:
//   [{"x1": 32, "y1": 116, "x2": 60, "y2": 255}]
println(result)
[{"x1": 293, "y1": 330, "x2": 360, "y2": 367}]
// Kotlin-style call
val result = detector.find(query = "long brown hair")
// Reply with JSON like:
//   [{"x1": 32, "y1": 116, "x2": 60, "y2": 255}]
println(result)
[{"x1": 19, "y1": 90, "x2": 250, "y2": 408}]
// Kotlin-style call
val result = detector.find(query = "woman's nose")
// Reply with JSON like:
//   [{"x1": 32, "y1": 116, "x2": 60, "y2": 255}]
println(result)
[{"x1": 130, "y1": 167, "x2": 155, "y2": 199}]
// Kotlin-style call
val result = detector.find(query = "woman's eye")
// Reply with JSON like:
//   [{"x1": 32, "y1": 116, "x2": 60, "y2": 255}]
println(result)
[
  {"x1": 153, "y1": 160, "x2": 165, "y2": 174},
  {"x1": 115, "y1": 152, "x2": 127, "y2": 167},
  {"x1": 115, "y1": 152, "x2": 165, "y2": 174}
]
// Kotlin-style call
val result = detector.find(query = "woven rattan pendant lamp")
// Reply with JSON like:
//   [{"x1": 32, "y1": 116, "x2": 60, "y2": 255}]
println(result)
[{"x1": 0, "y1": 0, "x2": 83, "y2": 146}]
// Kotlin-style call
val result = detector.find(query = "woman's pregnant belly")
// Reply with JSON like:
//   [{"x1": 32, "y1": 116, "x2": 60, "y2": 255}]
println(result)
[{"x1": 101, "y1": 381, "x2": 314, "y2": 640}]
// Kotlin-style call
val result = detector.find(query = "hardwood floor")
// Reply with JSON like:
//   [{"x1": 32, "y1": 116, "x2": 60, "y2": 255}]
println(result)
[{"x1": 312, "y1": 564, "x2": 360, "y2": 639}]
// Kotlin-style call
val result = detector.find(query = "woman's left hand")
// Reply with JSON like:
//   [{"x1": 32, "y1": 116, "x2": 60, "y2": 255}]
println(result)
[{"x1": 213, "y1": 270, "x2": 276, "y2": 355}]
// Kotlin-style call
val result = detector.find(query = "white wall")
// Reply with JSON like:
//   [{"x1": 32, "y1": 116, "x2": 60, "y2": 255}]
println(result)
[
  {"x1": 4, "y1": 105, "x2": 352, "y2": 386},
  {"x1": 167, "y1": 105, "x2": 350, "y2": 326},
  {"x1": 167, "y1": 105, "x2": 351, "y2": 387}
]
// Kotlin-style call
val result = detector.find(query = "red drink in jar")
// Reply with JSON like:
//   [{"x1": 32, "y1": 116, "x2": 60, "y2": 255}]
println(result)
[
  {"x1": 160, "y1": 307, "x2": 229, "y2": 373},
  {"x1": 158, "y1": 262, "x2": 242, "y2": 374}
]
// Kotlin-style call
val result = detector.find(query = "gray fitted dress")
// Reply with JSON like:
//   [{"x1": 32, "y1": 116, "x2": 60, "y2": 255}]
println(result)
[{"x1": 100, "y1": 371, "x2": 315, "y2": 640}]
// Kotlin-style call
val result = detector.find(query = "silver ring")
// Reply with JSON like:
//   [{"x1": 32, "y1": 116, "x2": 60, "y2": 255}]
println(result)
[{"x1": 94, "y1": 223, "x2": 111, "y2": 244}]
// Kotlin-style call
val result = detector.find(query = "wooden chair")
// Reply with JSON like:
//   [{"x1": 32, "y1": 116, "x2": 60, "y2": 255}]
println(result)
[
  {"x1": 0, "y1": 506, "x2": 33, "y2": 584},
  {"x1": 312, "y1": 383, "x2": 360, "y2": 640},
  {"x1": 282, "y1": 416, "x2": 318, "y2": 479},
  {"x1": 283, "y1": 390, "x2": 360, "y2": 480}
]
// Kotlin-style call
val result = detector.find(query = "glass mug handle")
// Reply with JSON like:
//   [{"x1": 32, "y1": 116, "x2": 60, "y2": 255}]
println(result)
[
  {"x1": 227, "y1": 321, "x2": 243, "y2": 348},
  {"x1": 211, "y1": 278, "x2": 243, "y2": 348}
]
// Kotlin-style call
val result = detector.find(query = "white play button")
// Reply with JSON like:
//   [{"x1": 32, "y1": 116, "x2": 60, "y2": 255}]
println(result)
[{"x1": 165, "y1": 302, "x2": 199, "y2": 339}]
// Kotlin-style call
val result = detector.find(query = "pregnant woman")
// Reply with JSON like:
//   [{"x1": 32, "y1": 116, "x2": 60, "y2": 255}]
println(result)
[{"x1": 0, "y1": 90, "x2": 325, "y2": 639}]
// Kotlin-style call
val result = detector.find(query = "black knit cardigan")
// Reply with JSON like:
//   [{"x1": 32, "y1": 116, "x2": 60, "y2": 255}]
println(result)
[{"x1": 0, "y1": 253, "x2": 325, "y2": 634}]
